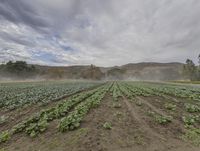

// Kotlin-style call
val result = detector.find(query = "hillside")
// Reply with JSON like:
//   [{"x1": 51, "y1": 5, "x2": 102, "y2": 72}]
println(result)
[
  {"x1": 0, "y1": 62, "x2": 184, "y2": 81},
  {"x1": 106, "y1": 62, "x2": 183, "y2": 81}
]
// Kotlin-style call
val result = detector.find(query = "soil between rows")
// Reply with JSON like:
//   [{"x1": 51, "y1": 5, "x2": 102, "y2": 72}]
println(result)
[
  {"x1": 1, "y1": 93, "x2": 200, "y2": 151},
  {"x1": 0, "y1": 84, "x2": 103, "y2": 132}
]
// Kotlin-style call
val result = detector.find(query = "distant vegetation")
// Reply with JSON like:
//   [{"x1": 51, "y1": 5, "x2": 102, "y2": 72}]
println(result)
[
  {"x1": 0, "y1": 61, "x2": 37, "y2": 79},
  {"x1": 183, "y1": 54, "x2": 200, "y2": 81},
  {"x1": 1, "y1": 58, "x2": 200, "y2": 81},
  {"x1": 0, "y1": 61, "x2": 104, "y2": 80}
]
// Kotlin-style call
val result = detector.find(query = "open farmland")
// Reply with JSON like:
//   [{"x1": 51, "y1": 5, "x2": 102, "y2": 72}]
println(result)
[
  {"x1": 1, "y1": 81, "x2": 200, "y2": 151},
  {"x1": 0, "y1": 81, "x2": 101, "y2": 110}
]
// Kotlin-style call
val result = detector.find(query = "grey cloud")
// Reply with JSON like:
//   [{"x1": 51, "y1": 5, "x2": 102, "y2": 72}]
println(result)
[
  {"x1": 0, "y1": 0, "x2": 200, "y2": 66},
  {"x1": 0, "y1": 0, "x2": 50, "y2": 32},
  {"x1": 0, "y1": 31, "x2": 36, "y2": 47}
]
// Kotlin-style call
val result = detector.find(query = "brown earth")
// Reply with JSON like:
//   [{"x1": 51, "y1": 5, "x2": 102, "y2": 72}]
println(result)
[
  {"x1": 0, "y1": 84, "x2": 103, "y2": 132},
  {"x1": 1, "y1": 92, "x2": 200, "y2": 151}
]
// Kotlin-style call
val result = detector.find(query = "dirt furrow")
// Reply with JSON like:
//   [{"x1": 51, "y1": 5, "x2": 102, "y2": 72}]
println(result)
[
  {"x1": 122, "y1": 96, "x2": 166, "y2": 140},
  {"x1": 136, "y1": 96, "x2": 185, "y2": 134},
  {"x1": 0, "y1": 84, "x2": 105, "y2": 132}
]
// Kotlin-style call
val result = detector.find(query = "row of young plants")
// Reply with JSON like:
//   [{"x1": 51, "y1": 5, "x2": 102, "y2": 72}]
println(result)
[
  {"x1": 109, "y1": 82, "x2": 123, "y2": 101},
  {"x1": 0, "y1": 84, "x2": 109, "y2": 143},
  {"x1": 118, "y1": 82, "x2": 174, "y2": 125},
  {"x1": 122, "y1": 83, "x2": 152, "y2": 97},
  {"x1": 136, "y1": 82, "x2": 200, "y2": 101},
  {"x1": 59, "y1": 83, "x2": 111, "y2": 132},
  {"x1": 181, "y1": 113, "x2": 200, "y2": 146},
  {"x1": 125, "y1": 82, "x2": 165, "y2": 97},
  {"x1": 123, "y1": 82, "x2": 200, "y2": 113},
  {"x1": 117, "y1": 83, "x2": 135, "y2": 99},
  {"x1": 119, "y1": 82, "x2": 165, "y2": 98},
  {"x1": 121, "y1": 81, "x2": 200, "y2": 102},
  {"x1": 123, "y1": 83, "x2": 199, "y2": 126},
  {"x1": 117, "y1": 82, "x2": 200, "y2": 146},
  {"x1": 0, "y1": 81, "x2": 101, "y2": 110},
  {"x1": 117, "y1": 82, "x2": 161, "y2": 101},
  {"x1": 121, "y1": 82, "x2": 200, "y2": 145}
]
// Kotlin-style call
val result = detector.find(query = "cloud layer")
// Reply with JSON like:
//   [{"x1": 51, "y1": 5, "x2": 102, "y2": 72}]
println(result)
[{"x1": 0, "y1": 0, "x2": 200, "y2": 66}]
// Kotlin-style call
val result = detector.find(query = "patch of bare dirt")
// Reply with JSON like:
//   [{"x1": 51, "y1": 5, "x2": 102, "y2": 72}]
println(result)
[
  {"x1": 1, "y1": 94, "x2": 148, "y2": 151},
  {"x1": 127, "y1": 96, "x2": 199, "y2": 151},
  {"x1": 1, "y1": 94, "x2": 200, "y2": 151}
]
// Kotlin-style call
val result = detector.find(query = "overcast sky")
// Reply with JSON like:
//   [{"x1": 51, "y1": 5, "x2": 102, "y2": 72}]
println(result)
[{"x1": 0, "y1": 0, "x2": 199, "y2": 67}]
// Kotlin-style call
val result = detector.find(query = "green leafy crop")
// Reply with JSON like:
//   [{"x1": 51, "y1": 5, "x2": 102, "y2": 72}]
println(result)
[{"x1": 103, "y1": 122, "x2": 112, "y2": 130}]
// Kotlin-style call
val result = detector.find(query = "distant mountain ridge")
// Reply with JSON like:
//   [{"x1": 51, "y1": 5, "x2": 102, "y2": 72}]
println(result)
[
  {"x1": 0, "y1": 62, "x2": 184, "y2": 81},
  {"x1": 107, "y1": 62, "x2": 183, "y2": 80}
]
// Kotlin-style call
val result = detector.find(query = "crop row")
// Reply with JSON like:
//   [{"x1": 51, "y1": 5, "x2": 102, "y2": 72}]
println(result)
[
  {"x1": 109, "y1": 82, "x2": 122, "y2": 101},
  {"x1": 59, "y1": 83, "x2": 111, "y2": 132},
  {"x1": 0, "y1": 81, "x2": 101, "y2": 110},
  {"x1": 128, "y1": 82, "x2": 200, "y2": 101},
  {"x1": 118, "y1": 81, "x2": 200, "y2": 102},
  {"x1": 0, "y1": 83, "x2": 110, "y2": 143}
]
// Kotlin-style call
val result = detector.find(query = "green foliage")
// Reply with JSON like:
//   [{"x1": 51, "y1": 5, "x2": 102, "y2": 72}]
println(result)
[
  {"x1": 0, "y1": 81, "x2": 100, "y2": 110},
  {"x1": 182, "y1": 127, "x2": 200, "y2": 146},
  {"x1": 183, "y1": 54, "x2": 200, "y2": 81},
  {"x1": 155, "y1": 115, "x2": 173, "y2": 124},
  {"x1": 25, "y1": 118, "x2": 48, "y2": 137},
  {"x1": 0, "y1": 131, "x2": 10, "y2": 143},
  {"x1": 3, "y1": 81, "x2": 200, "y2": 145},
  {"x1": 110, "y1": 82, "x2": 122, "y2": 101},
  {"x1": 58, "y1": 84, "x2": 110, "y2": 132},
  {"x1": 182, "y1": 115, "x2": 200, "y2": 126},
  {"x1": 59, "y1": 111, "x2": 82, "y2": 132},
  {"x1": 0, "y1": 115, "x2": 8, "y2": 125},
  {"x1": 116, "y1": 82, "x2": 200, "y2": 104},
  {"x1": 185, "y1": 104, "x2": 200, "y2": 113},
  {"x1": 164, "y1": 103, "x2": 176, "y2": 111},
  {"x1": 1, "y1": 61, "x2": 37, "y2": 78},
  {"x1": 11, "y1": 87, "x2": 102, "y2": 135},
  {"x1": 0, "y1": 84, "x2": 110, "y2": 143},
  {"x1": 103, "y1": 122, "x2": 112, "y2": 130},
  {"x1": 11, "y1": 121, "x2": 26, "y2": 134}
]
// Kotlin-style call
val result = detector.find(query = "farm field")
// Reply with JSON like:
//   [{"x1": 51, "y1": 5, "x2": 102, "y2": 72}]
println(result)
[{"x1": 0, "y1": 81, "x2": 200, "y2": 151}]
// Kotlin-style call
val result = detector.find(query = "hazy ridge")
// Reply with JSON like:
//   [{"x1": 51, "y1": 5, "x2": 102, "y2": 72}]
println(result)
[{"x1": 0, "y1": 62, "x2": 184, "y2": 81}]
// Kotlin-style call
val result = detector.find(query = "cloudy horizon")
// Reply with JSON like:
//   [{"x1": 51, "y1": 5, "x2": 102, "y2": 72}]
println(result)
[{"x1": 0, "y1": 0, "x2": 200, "y2": 67}]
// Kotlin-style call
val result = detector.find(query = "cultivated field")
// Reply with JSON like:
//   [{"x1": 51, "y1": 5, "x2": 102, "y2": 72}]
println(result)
[{"x1": 0, "y1": 81, "x2": 200, "y2": 151}]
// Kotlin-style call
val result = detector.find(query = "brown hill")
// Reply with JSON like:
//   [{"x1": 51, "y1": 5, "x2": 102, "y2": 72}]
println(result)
[
  {"x1": 0, "y1": 62, "x2": 184, "y2": 81},
  {"x1": 115, "y1": 62, "x2": 183, "y2": 80}
]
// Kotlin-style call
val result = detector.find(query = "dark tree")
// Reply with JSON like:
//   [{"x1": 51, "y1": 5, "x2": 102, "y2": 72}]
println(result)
[
  {"x1": 183, "y1": 59, "x2": 196, "y2": 81},
  {"x1": 1, "y1": 61, "x2": 37, "y2": 78},
  {"x1": 197, "y1": 54, "x2": 200, "y2": 80}
]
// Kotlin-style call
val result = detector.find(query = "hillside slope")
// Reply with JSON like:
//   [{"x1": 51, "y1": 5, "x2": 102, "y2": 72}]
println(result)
[
  {"x1": 0, "y1": 62, "x2": 184, "y2": 81},
  {"x1": 105, "y1": 62, "x2": 183, "y2": 80}
]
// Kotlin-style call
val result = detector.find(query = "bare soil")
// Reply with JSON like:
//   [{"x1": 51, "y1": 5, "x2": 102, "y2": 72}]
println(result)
[
  {"x1": 1, "y1": 93, "x2": 200, "y2": 151},
  {"x1": 0, "y1": 84, "x2": 102, "y2": 132}
]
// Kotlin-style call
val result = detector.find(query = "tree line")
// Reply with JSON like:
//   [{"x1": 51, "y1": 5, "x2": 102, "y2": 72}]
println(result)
[
  {"x1": 183, "y1": 54, "x2": 200, "y2": 81},
  {"x1": 0, "y1": 61, "x2": 37, "y2": 78}
]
